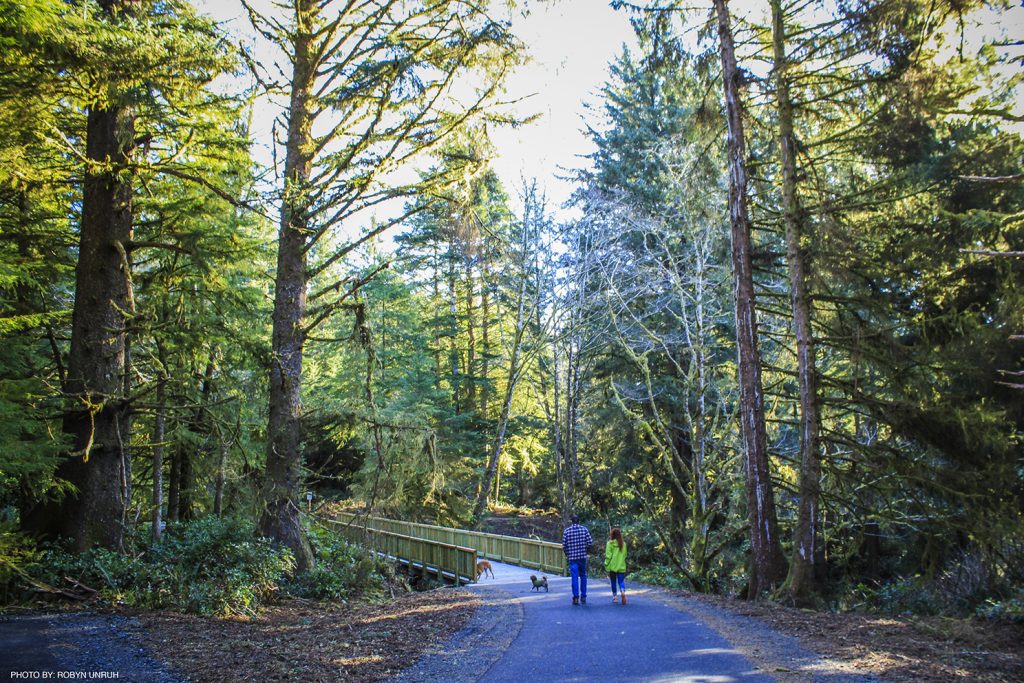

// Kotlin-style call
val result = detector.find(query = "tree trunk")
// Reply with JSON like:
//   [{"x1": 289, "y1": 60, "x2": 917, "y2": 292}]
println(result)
[
  {"x1": 151, "y1": 344, "x2": 167, "y2": 542},
  {"x1": 178, "y1": 447, "x2": 194, "y2": 521},
  {"x1": 167, "y1": 446, "x2": 180, "y2": 523},
  {"x1": 473, "y1": 220, "x2": 531, "y2": 521},
  {"x1": 712, "y1": 0, "x2": 787, "y2": 598},
  {"x1": 552, "y1": 342, "x2": 566, "y2": 518},
  {"x1": 22, "y1": 42, "x2": 135, "y2": 549},
  {"x1": 473, "y1": 312, "x2": 525, "y2": 519},
  {"x1": 259, "y1": 0, "x2": 316, "y2": 572},
  {"x1": 432, "y1": 245, "x2": 443, "y2": 384},
  {"x1": 465, "y1": 260, "x2": 477, "y2": 413},
  {"x1": 773, "y1": 0, "x2": 823, "y2": 605},
  {"x1": 448, "y1": 239, "x2": 461, "y2": 413},
  {"x1": 214, "y1": 427, "x2": 229, "y2": 517},
  {"x1": 179, "y1": 352, "x2": 216, "y2": 521},
  {"x1": 481, "y1": 271, "x2": 490, "y2": 420},
  {"x1": 668, "y1": 434, "x2": 692, "y2": 554}
]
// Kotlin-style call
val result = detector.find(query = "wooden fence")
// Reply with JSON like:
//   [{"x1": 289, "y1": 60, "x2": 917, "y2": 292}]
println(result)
[
  {"x1": 333, "y1": 513, "x2": 566, "y2": 576},
  {"x1": 329, "y1": 520, "x2": 478, "y2": 585}
]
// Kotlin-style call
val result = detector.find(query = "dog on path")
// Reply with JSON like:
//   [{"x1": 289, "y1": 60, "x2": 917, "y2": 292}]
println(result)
[
  {"x1": 530, "y1": 575, "x2": 549, "y2": 592},
  {"x1": 476, "y1": 559, "x2": 494, "y2": 580}
]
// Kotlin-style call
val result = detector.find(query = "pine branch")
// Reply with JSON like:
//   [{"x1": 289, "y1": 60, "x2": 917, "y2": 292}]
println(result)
[
  {"x1": 958, "y1": 174, "x2": 1024, "y2": 184},
  {"x1": 961, "y1": 249, "x2": 1024, "y2": 258}
]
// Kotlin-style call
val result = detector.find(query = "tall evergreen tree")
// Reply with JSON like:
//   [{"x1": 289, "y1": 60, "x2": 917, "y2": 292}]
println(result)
[
  {"x1": 4, "y1": 0, "x2": 238, "y2": 550},
  {"x1": 251, "y1": 0, "x2": 521, "y2": 567}
]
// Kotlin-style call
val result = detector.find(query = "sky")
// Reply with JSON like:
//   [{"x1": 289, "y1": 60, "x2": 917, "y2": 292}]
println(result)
[
  {"x1": 484, "y1": 2, "x2": 638, "y2": 213},
  {"x1": 192, "y1": 0, "x2": 1024, "y2": 226},
  {"x1": 193, "y1": 0, "x2": 640, "y2": 220}
]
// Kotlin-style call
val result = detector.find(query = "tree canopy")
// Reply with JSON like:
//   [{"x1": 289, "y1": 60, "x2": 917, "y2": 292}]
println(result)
[{"x1": 0, "y1": 0, "x2": 1021, "y2": 615}]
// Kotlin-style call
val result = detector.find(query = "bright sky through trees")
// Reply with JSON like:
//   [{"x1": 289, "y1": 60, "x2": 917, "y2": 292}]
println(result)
[{"x1": 193, "y1": 0, "x2": 638, "y2": 217}]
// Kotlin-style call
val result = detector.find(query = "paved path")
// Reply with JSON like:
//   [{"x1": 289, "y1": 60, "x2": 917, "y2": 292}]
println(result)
[
  {"x1": 0, "y1": 613, "x2": 182, "y2": 681},
  {"x1": 395, "y1": 560, "x2": 774, "y2": 683}
]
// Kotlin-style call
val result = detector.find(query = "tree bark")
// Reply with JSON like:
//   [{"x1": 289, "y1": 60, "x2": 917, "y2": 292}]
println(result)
[
  {"x1": 465, "y1": 260, "x2": 477, "y2": 413},
  {"x1": 481, "y1": 267, "x2": 491, "y2": 420},
  {"x1": 259, "y1": 0, "x2": 316, "y2": 571},
  {"x1": 473, "y1": 219, "x2": 531, "y2": 521},
  {"x1": 151, "y1": 343, "x2": 167, "y2": 542},
  {"x1": 773, "y1": 0, "x2": 823, "y2": 605},
  {"x1": 167, "y1": 445, "x2": 180, "y2": 523},
  {"x1": 177, "y1": 446, "x2": 194, "y2": 521},
  {"x1": 22, "y1": 22, "x2": 136, "y2": 548},
  {"x1": 448, "y1": 237, "x2": 461, "y2": 413},
  {"x1": 214, "y1": 426, "x2": 230, "y2": 517},
  {"x1": 712, "y1": 0, "x2": 787, "y2": 598}
]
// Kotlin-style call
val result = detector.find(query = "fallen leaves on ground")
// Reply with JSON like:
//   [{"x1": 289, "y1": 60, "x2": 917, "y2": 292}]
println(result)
[
  {"x1": 669, "y1": 589, "x2": 1024, "y2": 683},
  {"x1": 138, "y1": 588, "x2": 480, "y2": 682}
]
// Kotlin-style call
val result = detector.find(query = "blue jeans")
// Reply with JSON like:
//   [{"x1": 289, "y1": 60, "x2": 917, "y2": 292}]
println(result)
[
  {"x1": 609, "y1": 572, "x2": 625, "y2": 595},
  {"x1": 569, "y1": 558, "x2": 587, "y2": 598}
]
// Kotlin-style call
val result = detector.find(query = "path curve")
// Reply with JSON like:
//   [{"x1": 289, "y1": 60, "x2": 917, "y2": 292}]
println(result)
[
  {"x1": 391, "y1": 561, "x2": 880, "y2": 683},
  {"x1": 394, "y1": 560, "x2": 774, "y2": 683}
]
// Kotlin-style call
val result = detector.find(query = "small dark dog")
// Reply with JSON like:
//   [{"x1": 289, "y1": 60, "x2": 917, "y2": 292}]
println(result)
[{"x1": 530, "y1": 575, "x2": 549, "y2": 592}]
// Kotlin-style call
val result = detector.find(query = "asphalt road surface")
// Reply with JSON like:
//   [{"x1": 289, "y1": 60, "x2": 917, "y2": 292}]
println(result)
[{"x1": 463, "y1": 560, "x2": 773, "y2": 683}]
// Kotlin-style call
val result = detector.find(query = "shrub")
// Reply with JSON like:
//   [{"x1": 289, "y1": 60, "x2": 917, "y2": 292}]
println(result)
[
  {"x1": 28, "y1": 517, "x2": 293, "y2": 616},
  {"x1": 147, "y1": 517, "x2": 294, "y2": 615},
  {"x1": 285, "y1": 526, "x2": 394, "y2": 601},
  {"x1": 0, "y1": 518, "x2": 40, "y2": 601},
  {"x1": 976, "y1": 591, "x2": 1024, "y2": 622}
]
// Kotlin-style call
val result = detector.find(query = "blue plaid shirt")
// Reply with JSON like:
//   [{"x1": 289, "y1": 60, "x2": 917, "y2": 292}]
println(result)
[{"x1": 562, "y1": 523, "x2": 593, "y2": 561}]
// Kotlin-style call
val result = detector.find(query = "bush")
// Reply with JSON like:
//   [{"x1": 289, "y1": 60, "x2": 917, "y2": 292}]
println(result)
[
  {"x1": 17, "y1": 517, "x2": 405, "y2": 614},
  {"x1": 0, "y1": 517, "x2": 40, "y2": 602},
  {"x1": 976, "y1": 591, "x2": 1024, "y2": 622},
  {"x1": 29, "y1": 517, "x2": 294, "y2": 616},
  {"x1": 147, "y1": 517, "x2": 294, "y2": 614},
  {"x1": 630, "y1": 565, "x2": 693, "y2": 591},
  {"x1": 285, "y1": 526, "x2": 395, "y2": 601}
]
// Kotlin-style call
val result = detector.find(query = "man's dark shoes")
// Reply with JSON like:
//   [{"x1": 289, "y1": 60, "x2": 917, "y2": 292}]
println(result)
[
  {"x1": 572, "y1": 596, "x2": 579, "y2": 605},
  {"x1": 580, "y1": 597, "x2": 586, "y2": 604}
]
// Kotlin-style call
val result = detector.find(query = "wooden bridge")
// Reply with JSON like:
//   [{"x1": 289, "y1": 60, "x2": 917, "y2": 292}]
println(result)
[{"x1": 328, "y1": 512, "x2": 566, "y2": 585}]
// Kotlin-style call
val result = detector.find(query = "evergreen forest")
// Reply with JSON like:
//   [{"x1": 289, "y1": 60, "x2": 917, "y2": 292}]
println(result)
[{"x1": 1, "y1": 0, "x2": 1022, "y2": 628}]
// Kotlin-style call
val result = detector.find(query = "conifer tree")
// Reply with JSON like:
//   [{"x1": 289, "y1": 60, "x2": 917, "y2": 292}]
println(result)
[
  {"x1": 3, "y1": 0, "x2": 241, "y2": 550},
  {"x1": 251, "y1": 0, "x2": 521, "y2": 567}
]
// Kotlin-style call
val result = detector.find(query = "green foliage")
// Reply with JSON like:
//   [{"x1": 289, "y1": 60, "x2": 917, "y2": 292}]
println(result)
[
  {"x1": 630, "y1": 565, "x2": 694, "y2": 592},
  {"x1": 285, "y1": 526, "x2": 396, "y2": 601},
  {"x1": 976, "y1": 591, "x2": 1024, "y2": 623},
  {"x1": 0, "y1": 0, "x2": 1018, "y2": 620},
  {"x1": 0, "y1": 516, "x2": 40, "y2": 601},
  {"x1": 28, "y1": 518, "x2": 293, "y2": 616}
]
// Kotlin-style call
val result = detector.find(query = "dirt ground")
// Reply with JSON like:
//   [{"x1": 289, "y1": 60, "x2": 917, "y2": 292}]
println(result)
[
  {"x1": 670, "y1": 589, "x2": 1024, "y2": 682},
  {"x1": 138, "y1": 588, "x2": 479, "y2": 682},
  {"x1": 479, "y1": 511, "x2": 564, "y2": 542},
  {"x1": 137, "y1": 580, "x2": 1022, "y2": 682}
]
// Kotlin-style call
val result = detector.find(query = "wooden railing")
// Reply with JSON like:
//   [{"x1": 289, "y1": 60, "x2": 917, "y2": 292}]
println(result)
[
  {"x1": 329, "y1": 519, "x2": 478, "y2": 585},
  {"x1": 334, "y1": 513, "x2": 566, "y2": 576}
]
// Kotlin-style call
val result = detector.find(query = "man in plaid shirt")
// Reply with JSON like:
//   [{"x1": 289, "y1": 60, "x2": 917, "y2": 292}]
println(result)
[{"x1": 562, "y1": 514, "x2": 593, "y2": 605}]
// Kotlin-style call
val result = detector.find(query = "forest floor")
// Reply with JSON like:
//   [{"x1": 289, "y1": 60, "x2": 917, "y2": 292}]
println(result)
[
  {"x1": 3, "y1": 581, "x2": 1020, "y2": 681},
  {"x1": 664, "y1": 589, "x2": 1024, "y2": 682},
  {"x1": 478, "y1": 508, "x2": 564, "y2": 541},
  {"x1": 138, "y1": 588, "x2": 479, "y2": 682},
  {"x1": 0, "y1": 589, "x2": 478, "y2": 682}
]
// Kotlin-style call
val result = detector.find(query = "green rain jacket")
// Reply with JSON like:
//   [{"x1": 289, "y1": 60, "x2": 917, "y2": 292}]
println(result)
[{"x1": 604, "y1": 539, "x2": 627, "y2": 573}]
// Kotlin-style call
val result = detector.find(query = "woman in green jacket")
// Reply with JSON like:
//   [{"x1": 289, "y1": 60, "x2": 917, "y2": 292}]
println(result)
[{"x1": 605, "y1": 527, "x2": 627, "y2": 604}]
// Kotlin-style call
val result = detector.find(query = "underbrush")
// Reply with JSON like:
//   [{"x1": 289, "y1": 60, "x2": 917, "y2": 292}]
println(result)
[
  {"x1": 842, "y1": 548, "x2": 1024, "y2": 622},
  {"x1": 10, "y1": 517, "x2": 404, "y2": 616},
  {"x1": 27, "y1": 517, "x2": 293, "y2": 616},
  {"x1": 285, "y1": 524, "x2": 403, "y2": 601}
]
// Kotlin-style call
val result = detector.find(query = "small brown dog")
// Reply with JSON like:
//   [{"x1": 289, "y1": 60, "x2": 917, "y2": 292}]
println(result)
[{"x1": 476, "y1": 559, "x2": 494, "y2": 580}]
